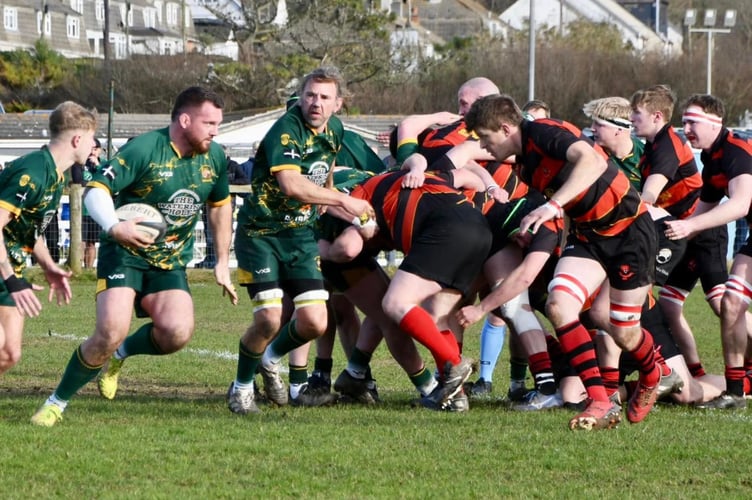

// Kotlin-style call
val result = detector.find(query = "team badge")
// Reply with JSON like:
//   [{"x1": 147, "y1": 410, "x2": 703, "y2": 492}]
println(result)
[
  {"x1": 281, "y1": 134, "x2": 290, "y2": 146},
  {"x1": 619, "y1": 264, "x2": 635, "y2": 280},
  {"x1": 19, "y1": 174, "x2": 30, "y2": 187},
  {"x1": 200, "y1": 165, "x2": 213, "y2": 181}
]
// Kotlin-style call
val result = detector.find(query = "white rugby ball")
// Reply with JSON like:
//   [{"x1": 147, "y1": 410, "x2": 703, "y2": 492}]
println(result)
[{"x1": 115, "y1": 203, "x2": 167, "y2": 241}]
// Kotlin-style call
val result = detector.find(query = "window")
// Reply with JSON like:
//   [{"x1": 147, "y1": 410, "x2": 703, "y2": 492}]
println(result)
[
  {"x1": 70, "y1": 0, "x2": 84, "y2": 14},
  {"x1": 154, "y1": 1, "x2": 163, "y2": 23},
  {"x1": 4, "y1": 7, "x2": 17, "y2": 31},
  {"x1": 67, "y1": 16, "x2": 80, "y2": 38},
  {"x1": 166, "y1": 3, "x2": 178, "y2": 25},
  {"x1": 120, "y1": 4, "x2": 133, "y2": 27},
  {"x1": 36, "y1": 11, "x2": 51, "y2": 35},
  {"x1": 144, "y1": 8, "x2": 156, "y2": 28},
  {"x1": 96, "y1": 0, "x2": 105, "y2": 22}
]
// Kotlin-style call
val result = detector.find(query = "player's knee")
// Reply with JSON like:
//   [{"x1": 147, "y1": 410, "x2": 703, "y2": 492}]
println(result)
[{"x1": 0, "y1": 345, "x2": 21, "y2": 373}]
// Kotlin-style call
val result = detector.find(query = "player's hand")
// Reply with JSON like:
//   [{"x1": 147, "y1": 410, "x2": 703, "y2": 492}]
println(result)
[
  {"x1": 344, "y1": 197, "x2": 375, "y2": 223},
  {"x1": 214, "y1": 265, "x2": 238, "y2": 305},
  {"x1": 488, "y1": 186, "x2": 509, "y2": 204},
  {"x1": 456, "y1": 305, "x2": 484, "y2": 329},
  {"x1": 43, "y1": 265, "x2": 73, "y2": 306},
  {"x1": 109, "y1": 220, "x2": 156, "y2": 248},
  {"x1": 376, "y1": 129, "x2": 392, "y2": 147},
  {"x1": 4, "y1": 275, "x2": 43, "y2": 317},
  {"x1": 520, "y1": 203, "x2": 556, "y2": 235},
  {"x1": 664, "y1": 218, "x2": 693, "y2": 240}
]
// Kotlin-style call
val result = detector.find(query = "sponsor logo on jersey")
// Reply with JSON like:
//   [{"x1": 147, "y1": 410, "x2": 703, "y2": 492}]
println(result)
[
  {"x1": 108, "y1": 273, "x2": 126, "y2": 280},
  {"x1": 254, "y1": 267, "x2": 271, "y2": 275},
  {"x1": 305, "y1": 161, "x2": 330, "y2": 186},
  {"x1": 159, "y1": 189, "x2": 202, "y2": 226},
  {"x1": 159, "y1": 171, "x2": 174, "y2": 178}
]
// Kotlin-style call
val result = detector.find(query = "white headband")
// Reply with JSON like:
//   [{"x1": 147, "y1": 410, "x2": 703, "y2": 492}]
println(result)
[
  {"x1": 682, "y1": 106, "x2": 722, "y2": 126},
  {"x1": 593, "y1": 116, "x2": 632, "y2": 130}
]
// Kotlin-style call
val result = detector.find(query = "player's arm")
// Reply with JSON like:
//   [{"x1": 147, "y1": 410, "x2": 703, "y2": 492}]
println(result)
[
  {"x1": 477, "y1": 250, "x2": 550, "y2": 316},
  {"x1": 276, "y1": 169, "x2": 374, "y2": 221},
  {"x1": 207, "y1": 199, "x2": 237, "y2": 304},
  {"x1": 640, "y1": 173, "x2": 670, "y2": 205},
  {"x1": 0, "y1": 208, "x2": 44, "y2": 316},
  {"x1": 84, "y1": 186, "x2": 155, "y2": 248},
  {"x1": 31, "y1": 236, "x2": 72, "y2": 306},
  {"x1": 666, "y1": 174, "x2": 752, "y2": 240},
  {"x1": 520, "y1": 141, "x2": 606, "y2": 234},
  {"x1": 457, "y1": 249, "x2": 551, "y2": 327}
]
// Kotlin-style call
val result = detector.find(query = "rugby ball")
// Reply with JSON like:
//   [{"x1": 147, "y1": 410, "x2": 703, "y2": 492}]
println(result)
[{"x1": 115, "y1": 203, "x2": 167, "y2": 241}]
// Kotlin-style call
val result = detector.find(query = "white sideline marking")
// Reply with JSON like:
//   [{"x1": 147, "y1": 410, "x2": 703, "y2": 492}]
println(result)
[{"x1": 46, "y1": 331, "x2": 239, "y2": 363}]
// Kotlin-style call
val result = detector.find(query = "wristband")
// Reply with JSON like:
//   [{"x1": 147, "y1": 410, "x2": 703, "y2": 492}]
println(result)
[
  {"x1": 543, "y1": 200, "x2": 563, "y2": 218},
  {"x1": 4, "y1": 274, "x2": 32, "y2": 293}
]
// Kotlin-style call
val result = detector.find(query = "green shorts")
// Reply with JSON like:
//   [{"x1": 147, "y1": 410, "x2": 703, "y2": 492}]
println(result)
[
  {"x1": 96, "y1": 242, "x2": 190, "y2": 317},
  {"x1": 235, "y1": 227, "x2": 323, "y2": 287}
]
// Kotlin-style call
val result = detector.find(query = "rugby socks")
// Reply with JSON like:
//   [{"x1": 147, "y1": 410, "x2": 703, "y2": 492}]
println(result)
[
  {"x1": 312, "y1": 357, "x2": 333, "y2": 384},
  {"x1": 409, "y1": 366, "x2": 438, "y2": 396},
  {"x1": 478, "y1": 317, "x2": 506, "y2": 382},
  {"x1": 399, "y1": 306, "x2": 461, "y2": 368},
  {"x1": 267, "y1": 320, "x2": 308, "y2": 363},
  {"x1": 687, "y1": 362, "x2": 706, "y2": 378},
  {"x1": 346, "y1": 348, "x2": 372, "y2": 379},
  {"x1": 235, "y1": 341, "x2": 262, "y2": 386},
  {"x1": 528, "y1": 351, "x2": 556, "y2": 396},
  {"x1": 600, "y1": 366, "x2": 621, "y2": 397},
  {"x1": 288, "y1": 363, "x2": 308, "y2": 399},
  {"x1": 53, "y1": 345, "x2": 105, "y2": 401},
  {"x1": 725, "y1": 366, "x2": 746, "y2": 397},
  {"x1": 556, "y1": 320, "x2": 608, "y2": 402},
  {"x1": 116, "y1": 323, "x2": 164, "y2": 358},
  {"x1": 627, "y1": 330, "x2": 660, "y2": 386},
  {"x1": 509, "y1": 356, "x2": 528, "y2": 391}
]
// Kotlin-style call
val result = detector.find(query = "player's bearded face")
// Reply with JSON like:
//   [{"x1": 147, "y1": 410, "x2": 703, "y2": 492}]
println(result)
[
  {"x1": 186, "y1": 103, "x2": 223, "y2": 154},
  {"x1": 301, "y1": 81, "x2": 342, "y2": 133}
]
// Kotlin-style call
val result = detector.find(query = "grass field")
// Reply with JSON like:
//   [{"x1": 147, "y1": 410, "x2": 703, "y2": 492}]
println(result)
[{"x1": 1, "y1": 270, "x2": 750, "y2": 499}]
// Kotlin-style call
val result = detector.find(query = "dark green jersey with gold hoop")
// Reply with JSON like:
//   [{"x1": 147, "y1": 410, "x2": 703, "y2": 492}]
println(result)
[
  {"x1": 88, "y1": 128, "x2": 230, "y2": 270},
  {"x1": 237, "y1": 106, "x2": 344, "y2": 237},
  {"x1": 0, "y1": 148, "x2": 64, "y2": 274}
]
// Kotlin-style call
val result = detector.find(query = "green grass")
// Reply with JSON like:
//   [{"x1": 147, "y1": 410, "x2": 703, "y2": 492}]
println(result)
[{"x1": 1, "y1": 270, "x2": 750, "y2": 498}]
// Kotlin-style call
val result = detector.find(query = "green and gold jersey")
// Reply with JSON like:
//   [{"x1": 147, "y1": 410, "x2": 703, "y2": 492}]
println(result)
[
  {"x1": 337, "y1": 130, "x2": 385, "y2": 174},
  {"x1": 238, "y1": 106, "x2": 344, "y2": 236},
  {"x1": 0, "y1": 148, "x2": 63, "y2": 274},
  {"x1": 88, "y1": 128, "x2": 230, "y2": 269},
  {"x1": 612, "y1": 137, "x2": 645, "y2": 191}
]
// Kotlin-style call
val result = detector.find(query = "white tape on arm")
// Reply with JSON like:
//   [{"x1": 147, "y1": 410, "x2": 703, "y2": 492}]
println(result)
[{"x1": 84, "y1": 187, "x2": 119, "y2": 233}]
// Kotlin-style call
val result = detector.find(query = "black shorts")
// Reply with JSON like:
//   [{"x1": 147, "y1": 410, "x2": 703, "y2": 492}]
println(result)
[
  {"x1": 665, "y1": 225, "x2": 728, "y2": 293},
  {"x1": 400, "y1": 204, "x2": 491, "y2": 296},
  {"x1": 653, "y1": 216, "x2": 687, "y2": 287},
  {"x1": 563, "y1": 212, "x2": 657, "y2": 290},
  {"x1": 321, "y1": 254, "x2": 382, "y2": 293},
  {"x1": 82, "y1": 215, "x2": 102, "y2": 244},
  {"x1": 619, "y1": 300, "x2": 680, "y2": 379}
]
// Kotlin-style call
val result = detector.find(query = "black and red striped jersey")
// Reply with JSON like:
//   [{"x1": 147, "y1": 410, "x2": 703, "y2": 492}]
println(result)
[
  {"x1": 699, "y1": 128, "x2": 752, "y2": 221},
  {"x1": 350, "y1": 170, "x2": 475, "y2": 253},
  {"x1": 418, "y1": 119, "x2": 478, "y2": 166},
  {"x1": 517, "y1": 119, "x2": 646, "y2": 241},
  {"x1": 639, "y1": 124, "x2": 702, "y2": 219}
]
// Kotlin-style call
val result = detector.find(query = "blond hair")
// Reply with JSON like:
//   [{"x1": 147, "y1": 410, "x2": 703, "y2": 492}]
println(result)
[{"x1": 48, "y1": 101, "x2": 98, "y2": 138}]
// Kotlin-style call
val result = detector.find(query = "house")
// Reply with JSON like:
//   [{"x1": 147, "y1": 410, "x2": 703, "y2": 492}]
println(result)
[
  {"x1": 0, "y1": 0, "x2": 195, "y2": 59},
  {"x1": 498, "y1": 0, "x2": 681, "y2": 55},
  {"x1": 0, "y1": 0, "x2": 90, "y2": 57}
]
